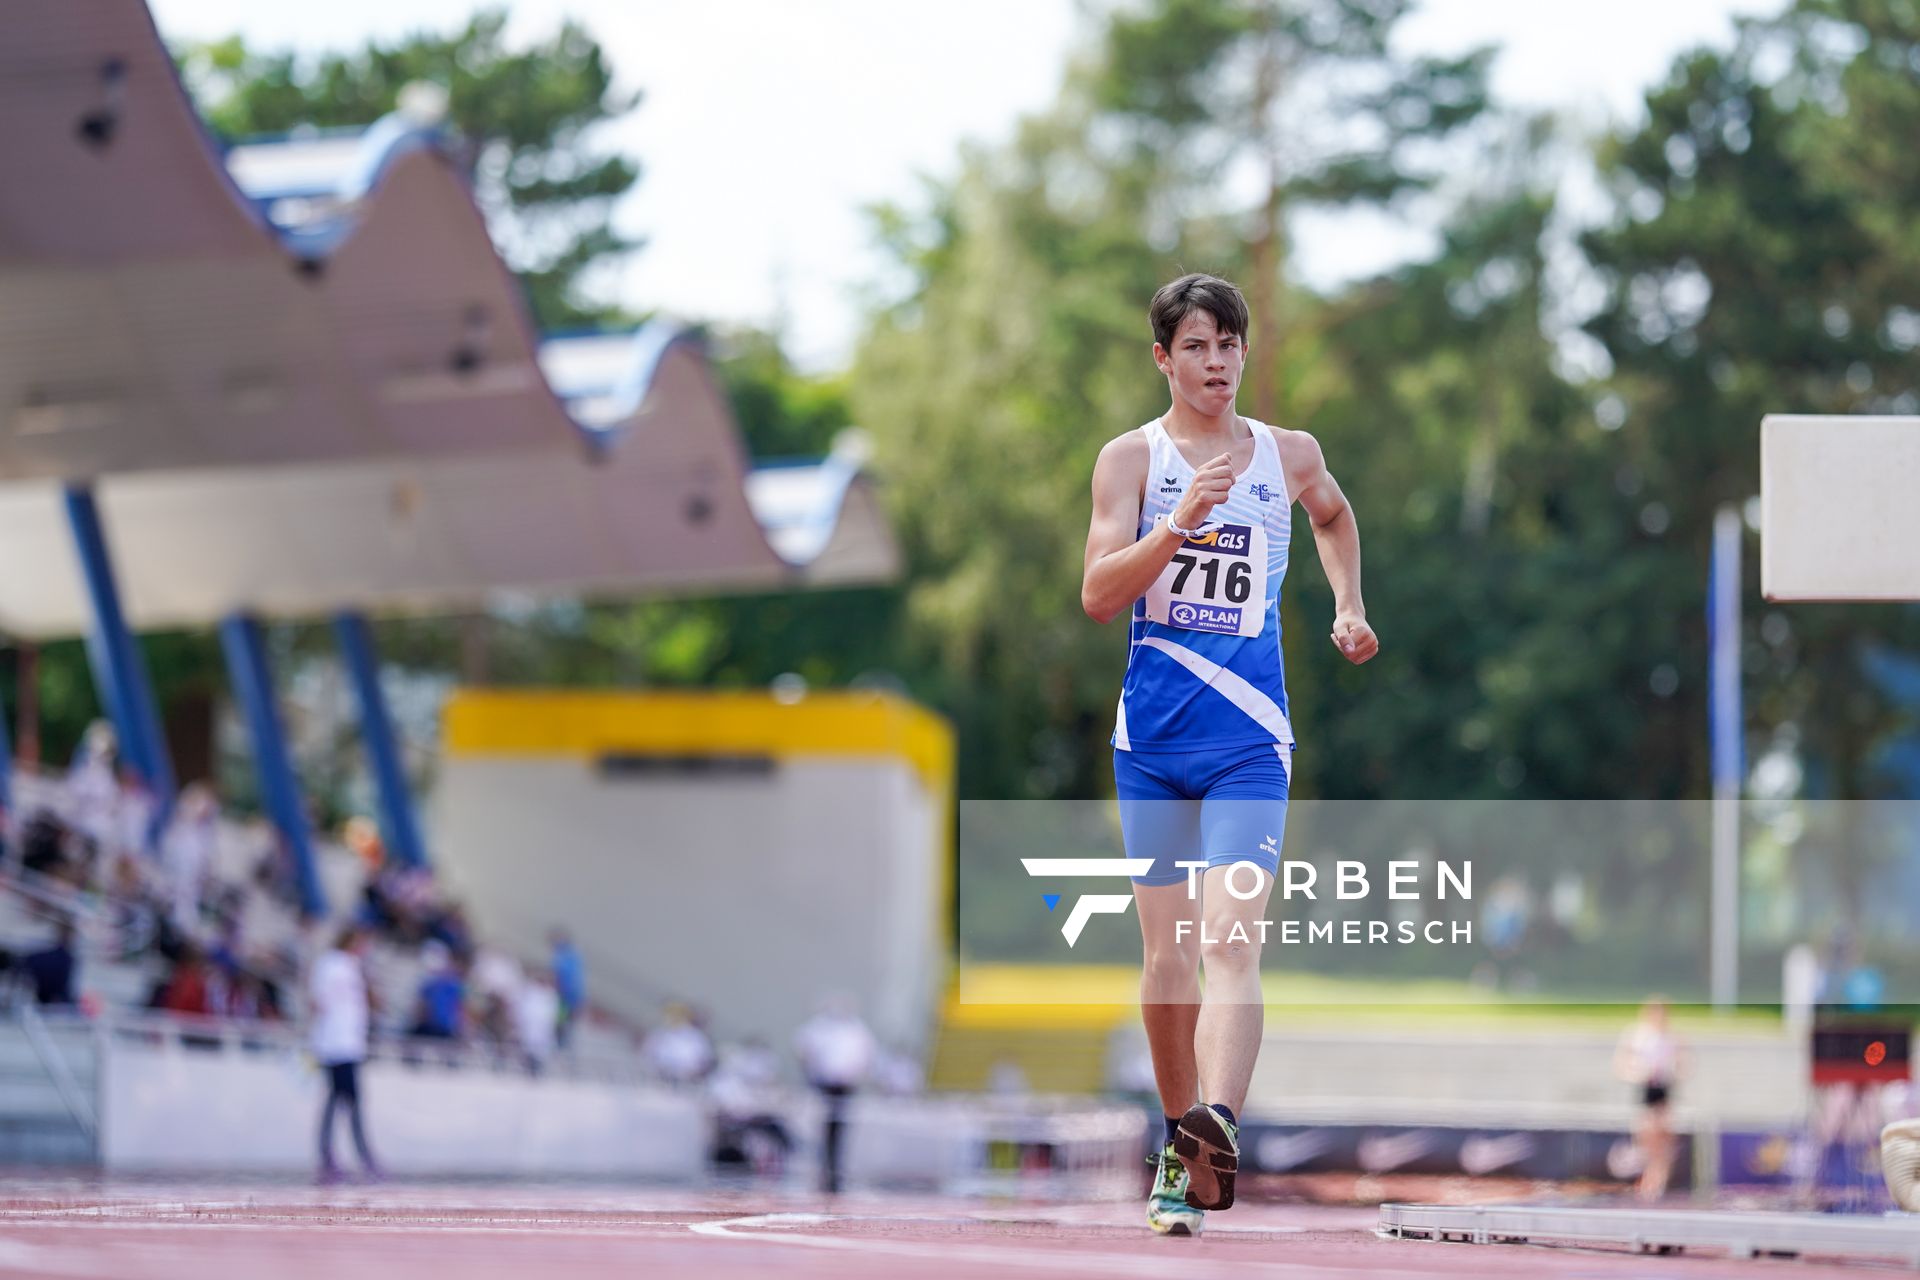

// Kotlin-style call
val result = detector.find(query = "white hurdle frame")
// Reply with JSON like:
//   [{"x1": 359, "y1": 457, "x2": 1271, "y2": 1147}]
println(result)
[{"x1": 1379, "y1": 1202, "x2": 1920, "y2": 1268}]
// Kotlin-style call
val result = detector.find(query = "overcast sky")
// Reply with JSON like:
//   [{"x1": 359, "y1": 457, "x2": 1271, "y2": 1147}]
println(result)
[{"x1": 150, "y1": 0, "x2": 1777, "y2": 370}]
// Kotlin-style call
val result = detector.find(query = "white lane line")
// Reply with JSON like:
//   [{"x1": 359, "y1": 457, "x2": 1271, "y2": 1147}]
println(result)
[
  {"x1": 688, "y1": 1213, "x2": 1438, "y2": 1278},
  {"x1": 0, "y1": 1202, "x2": 253, "y2": 1218},
  {"x1": 0, "y1": 1219, "x2": 705, "y2": 1236}
]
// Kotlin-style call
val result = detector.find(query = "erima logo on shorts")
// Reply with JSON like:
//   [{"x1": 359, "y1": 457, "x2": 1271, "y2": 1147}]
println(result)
[
  {"x1": 1020, "y1": 858, "x2": 1153, "y2": 946},
  {"x1": 1170, "y1": 602, "x2": 1242, "y2": 632},
  {"x1": 1183, "y1": 523, "x2": 1252, "y2": 554}
]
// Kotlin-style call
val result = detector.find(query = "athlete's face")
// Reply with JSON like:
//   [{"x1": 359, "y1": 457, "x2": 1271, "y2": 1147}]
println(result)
[{"x1": 1154, "y1": 310, "x2": 1244, "y2": 413}]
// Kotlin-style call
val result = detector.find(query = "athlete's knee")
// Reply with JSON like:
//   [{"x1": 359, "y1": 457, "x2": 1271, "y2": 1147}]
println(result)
[
  {"x1": 1199, "y1": 926, "x2": 1261, "y2": 977},
  {"x1": 1141, "y1": 941, "x2": 1199, "y2": 985}
]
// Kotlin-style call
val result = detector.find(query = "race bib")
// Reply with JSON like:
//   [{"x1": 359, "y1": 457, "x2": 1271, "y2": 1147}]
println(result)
[{"x1": 1144, "y1": 521, "x2": 1268, "y2": 637}]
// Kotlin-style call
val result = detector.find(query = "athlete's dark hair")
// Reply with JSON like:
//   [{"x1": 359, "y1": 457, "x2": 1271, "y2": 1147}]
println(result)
[{"x1": 1149, "y1": 273, "x2": 1249, "y2": 351}]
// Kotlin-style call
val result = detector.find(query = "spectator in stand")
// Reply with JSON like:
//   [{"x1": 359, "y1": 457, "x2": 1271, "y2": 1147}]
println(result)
[
  {"x1": 708, "y1": 1037, "x2": 791, "y2": 1177},
  {"x1": 794, "y1": 994, "x2": 876, "y2": 1194},
  {"x1": 160, "y1": 783, "x2": 218, "y2": 934},
  {"x1": 19, "y1": 920, "x2": 79, "y2": 1008},
  {"x1": 226, "y1": 969, "x2": 282, "y2": 1022},
  {"x1": 425, "y1": 900, "x2": 473, "y2": 957},
  {"x1": 469, "y1": 947, "x2": 523, "y2": 1053},
  {"x1": 343, "y1": 817, "x2": 384, "y2": 878},
  {"x1": 116, "y1": 765, "x2": 156, "y2": 861},
  {"x1": 19, "y1": 810, "x2": 67, "y2": 878},
  {"x1": 311, "y1": 925, "x2": 380, "y2": 1184},
  {"x1": 105, "y1": 854, "x2": 160, "y2": 959},
  {"x1": 155, "y1": 941, "x2": 214, "y2": 1017},
  {"x1": 65, "y1": 721, "x2": 119, "y2": 859},
  {"x1": 410, "y1": 942, "x2": 466, "y2": 1041},
  {"x1": 644, "y1": 1002, "x2": 716, "y2": 1084},
  {"x1": 252, "y1": 830, "x2": 301, "y2": 911},
  {"x1": 514, "y1": 968, "x2": 560, "y2": 1076},
  {"x1": 206, "y1": 916, "x2": 244, "y2": 977},
  {"x1": 550, "y1": 928, "x2": 585, "y2": 1049}
]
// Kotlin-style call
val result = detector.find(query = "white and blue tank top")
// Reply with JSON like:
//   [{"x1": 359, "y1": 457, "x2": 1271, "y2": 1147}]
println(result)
[{"x1": 1113, "y1": 416, "x2": 1294, "y2": 752}]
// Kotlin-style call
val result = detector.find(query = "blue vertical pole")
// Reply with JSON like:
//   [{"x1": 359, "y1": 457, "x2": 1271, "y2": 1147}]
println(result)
[
  {"x1": 218, "y1": 613, "x2": 327, "y2": 918},
  {"x1": 1708, "y1": 505, "x2": 1743, "y2": 1010},
  {"x1": 64, "y1": 485, "x2": 176, "y2": 811},
  {"x1": 333, "y1": 611, "x2": 428, "y2": 870}
]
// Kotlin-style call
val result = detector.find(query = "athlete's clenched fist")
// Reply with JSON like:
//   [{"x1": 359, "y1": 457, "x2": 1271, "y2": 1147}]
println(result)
[
  {"x1": 1172, "y1": 453, "x2": 1235, "y2": 531},
  {"x1": 1331, "y1": 613, "x2": 1378, "y2": 664}
]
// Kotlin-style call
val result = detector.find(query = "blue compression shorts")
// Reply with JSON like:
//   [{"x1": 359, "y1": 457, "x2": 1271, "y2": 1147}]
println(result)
[{"x1": 1113, "y1": 742, "x2": 1293, "y2": 887}]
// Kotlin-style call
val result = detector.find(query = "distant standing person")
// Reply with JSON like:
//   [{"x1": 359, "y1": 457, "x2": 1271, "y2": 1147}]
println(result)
[
  {"x1": 161, "y1": 783, "x2": 219, "y2": 933},
  {"x1": 65, "y1": 721, "x2": 119, "y2": 859},
  {"x1": 1614, "y1": 997, "x2": 1684, "y2": 1201},
  {"x1": 311, "y1": 925, "x2": 381, "y2": 1183},
  {"x1": 19, "y1": 921, "x2": 79, "y2": 1007},
  {"x1": 550, "y1": 928, "x2": 585, "y2": 1048},
  {"x1": 514, "y1": 968, "x2": 560, "y2": 1076},
  {"x1": 794, "y1": 996, "x2": 876, "y2": 1195}
]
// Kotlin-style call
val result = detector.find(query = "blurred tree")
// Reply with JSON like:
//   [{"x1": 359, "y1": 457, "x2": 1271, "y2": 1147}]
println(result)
[
  {"x1": 850, "y1": 7, "x2": 1528, "y2": 800},
  {"x1": 854, "y1": 91, "x2": 1208, "y2": 797},
  {"x1": 1295, "y1": 126, "x2": 1693, "y2": 801},
  {"x1": 1094, "y1": 0, "x2": 1492, "y2": 421},
  {"x1": 707, "y1": 327, "x2": 855, "y2": 460},
  {"x1": 1582, "y1": 0, "x2": 1920, "y2": 906},
  {"x1": 1583, "y1": 0, "x2": 1920, "y2": 788},
  {"x1": 176, "y1": 10, "x2": 640, "y2": 328}
]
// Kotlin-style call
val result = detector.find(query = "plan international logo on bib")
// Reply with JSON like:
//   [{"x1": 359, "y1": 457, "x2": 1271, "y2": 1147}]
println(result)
[{"x1": 1169, "y1": 601, "x2": 1242, "y2": 632}]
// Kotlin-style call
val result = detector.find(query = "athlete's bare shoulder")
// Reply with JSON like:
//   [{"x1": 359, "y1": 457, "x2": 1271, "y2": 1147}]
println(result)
[
  {"x1": 1263, "y1": 422, "x2": 1328, "y2": 497},
  {"x1": 1091, "y1": 427, "x2": 1150, "y2": 495},
  {"x1": 1098, "y1": 426, "x2": 1150, "y2": 465}
]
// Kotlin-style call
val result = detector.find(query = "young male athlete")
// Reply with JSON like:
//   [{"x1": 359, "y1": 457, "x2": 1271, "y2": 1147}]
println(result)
[{"x1": 1082, "y1": 273, "x2": 1377, "y2": 1235}]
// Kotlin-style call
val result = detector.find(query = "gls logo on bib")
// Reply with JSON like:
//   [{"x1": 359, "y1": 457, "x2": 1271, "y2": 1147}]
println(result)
[{"x1": 1186, "y1": 526, "x2": 1250, "y2": 554}]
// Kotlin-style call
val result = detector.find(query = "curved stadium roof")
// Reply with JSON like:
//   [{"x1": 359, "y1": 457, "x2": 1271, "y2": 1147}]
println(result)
[{"x1": 0, "y1": 1, "x2": 895, "y2": 638}]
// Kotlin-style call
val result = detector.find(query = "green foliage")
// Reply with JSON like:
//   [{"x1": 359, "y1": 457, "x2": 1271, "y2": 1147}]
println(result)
[
  {"x1": 708, "y1": 327, "x2": 855, "y2": 460},
  {"x1": 847, "y1": 5, "x2": 1537, "y2": 800},
  {"x1": 1581, "y1": 0, "x2": 1920, "y2": 814},
  {"x1": 175, "y1": 12, "x2": 640, "y2": 328},
  {"x1": 1090, "y1": 0, "x2": 1493, "y2": 419}
]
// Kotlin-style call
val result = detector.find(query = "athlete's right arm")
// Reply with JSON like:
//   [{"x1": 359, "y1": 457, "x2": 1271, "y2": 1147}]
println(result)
[{"x1": 1081, "y1": 434, "x2": 1227, "y2": 624}]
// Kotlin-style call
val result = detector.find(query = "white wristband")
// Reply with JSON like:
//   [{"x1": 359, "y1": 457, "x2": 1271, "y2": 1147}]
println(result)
[{"x1": 1163, "y1": 511, "x2": 1209, "y2": 540}]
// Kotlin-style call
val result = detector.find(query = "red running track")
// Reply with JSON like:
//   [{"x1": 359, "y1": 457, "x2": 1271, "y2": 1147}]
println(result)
[{"x1": 0, "y1": 1180, "x2": 1892, "y2": 1278}]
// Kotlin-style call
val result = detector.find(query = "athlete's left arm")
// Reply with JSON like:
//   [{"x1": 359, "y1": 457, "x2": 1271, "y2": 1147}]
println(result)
[{"x1": 1279, "y1": 429, "x2": 1379, "y2": 665}]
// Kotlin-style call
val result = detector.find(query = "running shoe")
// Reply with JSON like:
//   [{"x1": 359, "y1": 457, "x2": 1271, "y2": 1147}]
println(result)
[
  {"x1": 1883, "y1": 1118, "x2": 1920, "y2": 1212},
  {"x1": 1147, "y1": 1140, "x2": 1203, "y2": 1236},
  {"x1": 1174, "y1": 1102, "x2": 1239, "y2": 1211}
]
